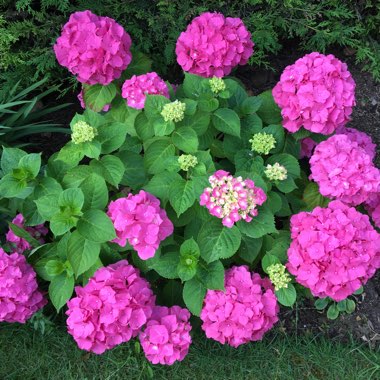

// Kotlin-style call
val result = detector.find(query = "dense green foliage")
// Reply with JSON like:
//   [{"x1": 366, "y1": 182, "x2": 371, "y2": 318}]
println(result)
[{"x1": 0, "y1": 0, "x2": 379, "y2": 96}]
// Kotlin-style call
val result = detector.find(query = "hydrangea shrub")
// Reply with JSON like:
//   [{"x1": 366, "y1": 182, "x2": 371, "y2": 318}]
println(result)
[{"x1": 0, "y1": 9, "x2": 379, "y2": 367}]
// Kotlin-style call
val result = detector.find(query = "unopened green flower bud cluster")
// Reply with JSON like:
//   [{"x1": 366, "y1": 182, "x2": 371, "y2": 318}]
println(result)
[
  {"x1": 209, "y1": 76, "x2": 226, "y2": 94},
  {"x1": 161, "y1": 100, "x2": 186, "y2": 122},
  {"x1": 265, "y1": 163, "x2": 288, "y2": 181},
  {"x1": 71, "y1": 121, "x2": 97, "y2": 144},
  {"x1": 249, "y1": 132, "x2": 276, "y2": 155},
  {"x1": 178, "y1": 154, "x2": 198, "y2": 171},
  {"x1": 267, "y1": 263, "x2": 291, "y2": 291}
]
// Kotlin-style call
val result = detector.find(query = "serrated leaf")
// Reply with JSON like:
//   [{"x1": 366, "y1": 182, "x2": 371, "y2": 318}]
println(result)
[
  {"x1": 90, "y1": 155, "x2": 125, "y2": 187},
  {"x1": 275, "y1": 283, "x2": 296, "y2": 307},
  {"x1": 183, "y1": 277, "x2": 207, "y2": 316},
  {"x1": 83, "y1": 82, "x2": 116, "y2": 112},
  {"x1": 49, "y1": 274, "x2": 74, "y2": 311},
  {"x1": 172, "y1": 127, "x2": 199, "y2": 153},
  {"x1": 212, "y1": 108, "x2": 241, "y2": 137},
  {"x1": 169, "y1": 179, "x2": 196, "y2": 216},
  {"x1": 144, "y1": 139, "x2": 175, "y2": 174},
  {"x1": 77, "y1": 209, "x2": 116, "y2": 243},
  {"x1": 237, "y1": 207, "x2": 277, "y2": 239},
  {"x1": 144, "y1": 171, "x2": 182, "y2": 200},
  {"x1": 150, "y1": 252, "x2": 179, "y2": 279}
]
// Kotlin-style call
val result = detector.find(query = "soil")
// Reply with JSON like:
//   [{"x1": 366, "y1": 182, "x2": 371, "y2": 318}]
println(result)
[{"x1": 27, "y1": 46, "x2": 380, "y2": 347}]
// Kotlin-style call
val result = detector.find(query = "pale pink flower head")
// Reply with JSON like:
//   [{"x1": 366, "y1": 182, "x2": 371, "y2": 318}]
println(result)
[
  {"x1": 176, "y1": 12, "x2": 254, "y2": 78},
  {"x1": 300, "y1": 137, "x2": 317, "y2": 159},
  {"x1": 121, "y1": 72, "x2": 169, "y2": 109},
  {"x1": 336, "y1": 125, "x2": 376, "y2": 161},
  {"x1": 309, "y1": 134, "x2": 380, "y2": 205},
  {"x1": 0, "y1": 248, "x2": 47, "y2": 323},
  {"x1": 273, "y1": 52, "x2": 356, "y2": 134},
  {"x1": 66, "y1": 260, "x2": 155, "y2": 354},
  {"x1": 200, "y1": 266, "x2": 279, "y2": 348},
  {"x1": 107, "y1": 191, "x2": 174, "y2": 260},
  {"x1": 6, "y1": 214, "x2": 48, "y2": 254},
  {"x1": 54, "y1": 10, "x2": 132, "y2": 85},
  {"x1": 365, "y1": 192, "x2": 380, "y2": 229},
  {"x1": 200, "y1": 170, "x2": 267, "y2": 228},
  {"x1": 139, "y1": 305, "x2": 192, "y2": 365},
  {"x1": 78, "y1": 89, "x2": 110, "y2": 112},
  {"x1": 287, "y1": 200, "x2": 380, "y2": 302}
]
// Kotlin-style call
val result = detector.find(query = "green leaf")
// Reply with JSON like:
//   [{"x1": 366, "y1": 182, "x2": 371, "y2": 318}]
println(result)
[
  {"x1": 292, "y1": 128, "x2": 312, "y2": 141},
  {"x1": 172, "y1": 127, "x2": 199, "y2": 153},
  {"x1": 34, "y1": 177, "x2": 62, "y2": 198},
  {"x1": 67, "y1": 231, "x2": 101, "y2": 277},
  {"x1": 144, "y1": 94, "x2": 170, "y2": 120},
  {"x1": 346, "y1": 299, "x2": 356, "y2": 313},
  {"x1": 240, "y1": 96, "x2": 263, "y2": 115},
  {"x1": 49, "y1": 273, "x2": 74, "y2": 312},
  {"x1": 266, "y1": 153, "x2": 300, "y2": 178},
  {"x1": 257, "y1": 90, "x2": 282, "y2": 124},
  {"x1": 180, "y1": 238, "x2": 200, "y2": 257},
  {"x1": 1, "y1": 147, "x2": 26, "y2": 175},
  {"x1": 266, "y1": 191, "x2": 282, "y2": 214},
  {"x1": 183, "y1": 73, "x2": 210, "y2": 99},
  {"x1": 18, "y1": 153, "x2": 41, "y2": 178},
  {"x1": 55, "y1": 143, "x2": 85, "y2": 166},
  {"x1": 35, "y1": 194, "x2": 61, "y2": 220},
  {"x1": 197, "y1": 260, "x2": 225, "y2": 290},
  {"x1": 315, "y1": 298, "x2": 330, "y2": 310},
  {"x1": 79, "y1": 173, "x2": 109, "y2": 211},
  {"x1": 183, "y1": 277, "x2": 207, "y2": 316},
  {"x1": 198, "y1": 97, "x2": 219, "y2": 112},
  {"x1": 8, "y1": 222, "x2": 41, "y2": 248},
  {"x1": 45, "y1": 259, "x2": 65, "y2": 277},
  {"x1": 169, "y1": 179, "x2": 196, "y2": 217},
  {"x1": 150, "y1": 252, "x2": 179, "y2": 279},
  {"x1": 153, "y1": 118, "x2": 175, "y2": 137},
  {"x1": 337, "y1": 300, "x2": 347, "y2": 312},
  {"x1": 144, "y1": 139, "x2": 175, "y2": 174},
  {"x1": 135, "y1": 113, "x2": 154, "y2": 141},
  {"x1": 81, "y1": 140, "x2": 101, "y2": 160},
  {"x1": 239, "y1": 236, "x2": 263, "y2": 264},
  {"x1": 212, "y1": 108, "x2": 241, "y2": 137},
  {"x1": 275, "y1": 283, "x2": 297, "y2": 307},
  {"x1": 90, "y1": 155, "x2": 125, "y2": 187},
  {"x1": 262, "y1": 254, "x2": 281, "y2": 273},
  {"x1": 77, "y1": 209, "x2": 116, "y2": 243},
  {"x1": 327, "y1": 304, "x2": 340, "y2": 320},
  {"x1": 237, "y1": 207, "x2": 277, "y2": 239},
  {"x1": 83, "y1": 82, "x2": 117, "y2": 112},
  {"x1": 117, "y1": 150, "x2": 146, "y2": 188},
  {"x1": 59, "y1": 188, "x2": 84, "y2": 211},
  {"x1": 97, "y1": 121, "x2": 129, "y2": 154},
  {"x1": 119, "y1": 137, "x2": 142, "y2": 153},
  {"x1": 266, "y1": 231, "x2": 290, "y2": 262},
  {"x1": 122, "y1": 50, "x2": 152, "y2": 77},
  {"x1": 50, "y1": 213, "x2": 77, "y2": 236},
  {"x1": 302, "y1": 182, "x2": 330, "y2": 211},
  {"x1": 62, "y1": 166, "x2": 93, "y2": 188},
  {"x1": 178, "y1": 111, "x2": 211, "y2": 136},
  {"x1": 144, "y1": 171, "x2": 182, "y2": 201},
  {"x1": 183, "y1": 98, "x2": 197, "y2": 115},
  {"x1": 262, "y1": 124, "x2": 285, "y2": 154},
  {"x1": 177, "y1": 262, "x2": 197, "y2": 282},
  {"x1": 198, "y1": 220, "x2": 241, "y2": 263},
  {"x1": 0, "y1": 174, "x2": 29, "y2": 198}
]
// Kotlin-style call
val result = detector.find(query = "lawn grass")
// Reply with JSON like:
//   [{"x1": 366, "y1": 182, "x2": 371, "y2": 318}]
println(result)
[{"x1": 0, "y1": 323, "x2": 379, "y2": 380}]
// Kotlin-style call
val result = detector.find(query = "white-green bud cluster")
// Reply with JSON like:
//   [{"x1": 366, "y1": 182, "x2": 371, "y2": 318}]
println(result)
[
  {"x1": 249, "y1": 132, "x2": 276, "y2": 155},
  {"x1": 161, "y1": 100, "x2": 186, "y2": 122},
  {"x1": 71, "y1": 121, "x2": 97, "y2": 144},
  {"x1": 267, "y1": 263, "x2": 291, "y2": 291},
  {"x1": 178, "y1": 154, "x2": 198, "y2": 171},
  {"x1": 209, "y1": 76, "x2": 226, "y2": 93},
  {"x1": 265, "y1": 163, "x2": 288, "y2": 181}
]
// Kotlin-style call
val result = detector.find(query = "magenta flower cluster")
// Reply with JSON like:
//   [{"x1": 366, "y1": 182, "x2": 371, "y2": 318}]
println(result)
[
  {"x1": 200, "y1": 266, "x2": 279, "y2": 348},
  {"x1": 272, "y1": 52, "x2": 355, "y2": 134},
  {"x1": 6, "y1": 214, "x2": 48, "y2": 254},
  {"x1": 176, "y1": 12, "x2": 254, "y2": 78},
  {"x1": 139, "y1": 306, "x2": 192, "y2": 365},
  {"x1": 121, "y1": 72, "x2": 169, "y2": 109},
  {"x1": 66, "y1": 260, "x2": 155, "y2": 354},
  {"x1": 365, "y1": 193, "x2": 380, "y2": 229},
  {"x1": 107, "y1": 191, "x2": 174, "y2": 260},
  {"x1": 200, "y1": 170, "x2": 267, "y2": 228},
  {"x1": 310, "y1": 134, "x2": 380, "y2": 205},
  {"x1": 54, "y1": 10, "x2": 132, "y2": 85},
  {"x1": 0, "y1": 249, "x2": 46, "y2": 323},
  {"x1": 287, "y1": 200, "x2": 380, "y2": 302}
]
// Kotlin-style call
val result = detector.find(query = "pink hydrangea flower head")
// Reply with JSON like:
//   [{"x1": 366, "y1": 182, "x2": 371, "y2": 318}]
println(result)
[
  {"x1": 309, "y1": 134, "x2": 380, "y2": 205},
  {"x1": 272, "y1": 52, "x2": 356, "y2": 134},
  {"x1": 201, "y1": 266, "x2": 279, "y2": 347},
  {"x1": 107, "y1": 191, "x2": 174, "y2": 260},
  {"x1": 54, "y1": 10, "x2": 132, "y2": 85},
  {"x1": 139, "y1": 305, "x2": 192, "y2": 365},
  {"x1": 78, "y1": 89, "x2": 110, "y2": 112},
  {"x1": 0, "y1": 249, "x2": 46, "y2": 323},
  {"x1": 300, "y1": 137, "x2": 317, "y2": 159},
  {"x1": 6, "y1": 214, "x2": 48, "y2": 254},
  {"x1": 287, "y1": 200, "x2": 380, "y2": 301},
  {"x1": 66, "y1": 260, "x2": 155, "y2": 354},
  {"x1": 365, "y1": 192, "x2": 380, "y2": 228},
  {"x1": 336, "y1": 125, "x2": 376, "y2": 161},
  {"x1": 200, "y1": 170, "x2": 267, "y2": 227},
  {"x1": 176, "y1": 12, "x2": 254, "y2": 78},
  {"x1": 121, "y1": 72, "x2": 169, "y2": 109}
]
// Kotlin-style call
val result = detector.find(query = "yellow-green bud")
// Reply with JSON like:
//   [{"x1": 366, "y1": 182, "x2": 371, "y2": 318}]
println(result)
[
  {"x1": 267, "y1": 263, "x2": 291, "y2": 291},
  {"x1": 71, "y1": 121, "x2": 97, "y2": 144},
  {"x1": 178, "y1": 154, "x2": 198, "y2": 171},
  {"x1": 161, "y1": 100, "x2": 186, "y2": 122},
  {"x1": 265, "y1": 163, "x2": 288, "y2": 181},
  {"x1": 249, "y1": 132, "x2": 276, "y2": 155},
  {"x1": 209, "y1": 76, "x2": 226, "y2": 94}
]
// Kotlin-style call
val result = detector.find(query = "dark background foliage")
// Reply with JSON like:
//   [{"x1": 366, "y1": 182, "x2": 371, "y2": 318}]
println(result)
[{"x1": 0, "y1": 0, "x2": 379, "y2": 97}]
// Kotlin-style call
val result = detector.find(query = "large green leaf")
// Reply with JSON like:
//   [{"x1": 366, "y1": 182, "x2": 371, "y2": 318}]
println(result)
[
  {"x1": 90, "y1": 155, "x2": 125, "y2": 188},
  {"x1": 302, "y1": 182, "x2": 330, "y2": 211},
  {"x1": 169, "y1": 179, "x2": 196, "y2": 217},
  {"x1": 196, "y1": 260, "x2": 225, "y2": 290},
  {"x1": 237, "y1": 207, "x2": 277, "y2": 238},
  {"x1": 275, "y1": 283, "x2": 297, "y2": 307},
  {"x1": 117, "y1": 150, "x2": 146, "y2": 188},
  {"x1": 183, "y1": 277, "x2": 207, "y2": 316},
  {"x1": 1, "y1": 147, "x2": 26, "y2": 175},
  {"x1": 172, "y1": 127, "x2": 199, "y2": 153},
  {"x1": 257, "y1": 90, "x2": 282, "y2": 124},
  {"x1": 83, "y1": 82, "x2": 117, "y2": 112},
  {"x1": 144, "y1": 171, "x2": 182, "y2": 201},
  {"x1": 79, "y1": 173, "x2": 109, "y2": 210},
  {"x1": 49, "y1": 273, "x2": 74, "y2": 311},
  {"x1": 212, "y1": 108, "x2": 241, "y2": 137},
  {"x1": 150, "y1": 252, "x2": 179, "y2": 279},
  {"x1": 144, "y1": 139, "x2": 175, "y2": 174},
  {"x1": 97, "y1": 122, "x2": 129, "y2": 154},
  {"x1": 77, "y1": 209, "x2": 116, "y2": 243}
]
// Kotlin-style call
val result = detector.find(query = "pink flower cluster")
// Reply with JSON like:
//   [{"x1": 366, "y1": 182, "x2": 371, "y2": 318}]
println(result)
[
  {"x1": 54, "y1": 10, "x2": 132, "y2": 85},
  {"x1": 139, "y1": 306, "x2": 192, "y2": 365},
  {"x1": 200, "y1": 170, "x2": 267, "y2": 228},
  {"x1": 287, "y1": 200, "x2": 380, "y2": 301},
  {"x1": 0, "y1": 249, "x2": 46, "y2": 323},
  {"x1": 200, "y1": 266, "x2": 279, "y2": 347},
  {"x1": 107, "y1": 191, "x2": 174, "y2": 260},
  {"x1": 78, "y1": 89, "x2": 110, "y2": 112},
  {"x1": 121, "y1": 72, "x2": 169, "y2": 109},
  {"x1": 66, "y1": 260, "x2": 155, "y2": 354},
  {"x1": 272, "y1": 52, "x2": 356, "y2": 134},
  {"x1": 176, "y1": 12, "x2": 254, "y2": 78},
  {"x1": 6, "y1": 214, "x2": 48, "y2": 254},
  {"x1": 310, "y1": 134, "x2": 380, "y2": 205},
  {"x1": 365, "y1": 193, "x2": 380, "y2": 229}
]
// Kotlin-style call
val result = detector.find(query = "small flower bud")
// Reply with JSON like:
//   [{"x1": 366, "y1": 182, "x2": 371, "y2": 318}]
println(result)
[
  {"x1": 161, "y1": 100, "x2": 186, "y2": 122},
  {"x1": 267, "y1": 263, "x2": 291, "y2": 291},
  {"x1": 209, "y1": 76, "x2": 226, "y2": 93},
  {"x1": 249, "y1": 132, "x2": 276, "y2": 155},
  {"x1": 178, "y1": 154, "x2": 198, "y2": 171},
  {"x1": 265, "y1": 163, "x2": 288, "y2": 181},
  {"x1": 71, "y1": 121, "x2": 97, "y2": 144}
]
